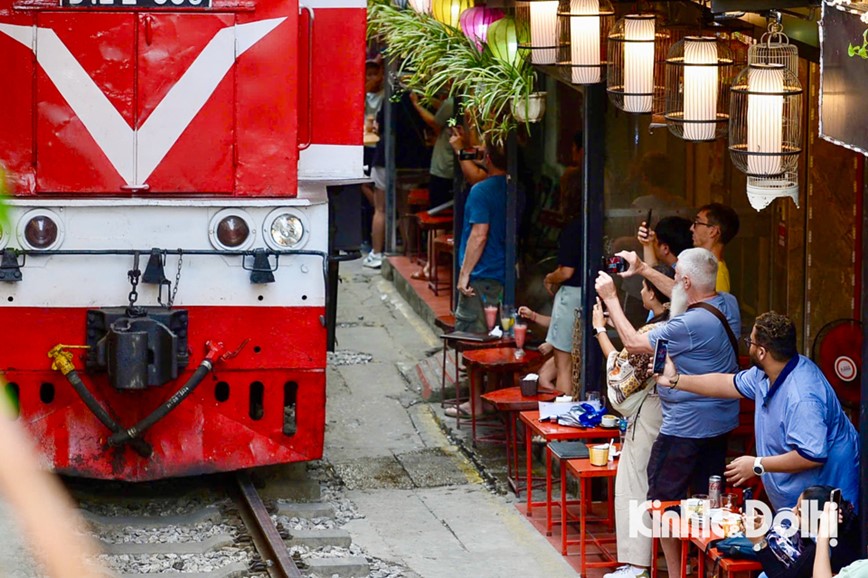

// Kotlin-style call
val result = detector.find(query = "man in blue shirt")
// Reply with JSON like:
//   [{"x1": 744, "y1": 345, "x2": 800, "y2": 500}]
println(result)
[
  {"x1": 454, "y1": 140, "x2": 507, "y2": 333},
  {"x1": 596, "y1": 247, "x2": 740, "y2": 578},
  {"x1": 655, "y1": 311, "x2": 860, "y2": 513}
]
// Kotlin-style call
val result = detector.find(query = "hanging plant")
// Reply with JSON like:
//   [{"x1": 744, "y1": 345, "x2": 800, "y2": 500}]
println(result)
[{"x1": 368, "y1": 0, "x2": 538, "y2": 143}]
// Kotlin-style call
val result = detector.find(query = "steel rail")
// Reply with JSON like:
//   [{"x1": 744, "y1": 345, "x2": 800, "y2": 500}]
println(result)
[{"x1": 233, "y1": 472, "x2": 303, "y2": 578}]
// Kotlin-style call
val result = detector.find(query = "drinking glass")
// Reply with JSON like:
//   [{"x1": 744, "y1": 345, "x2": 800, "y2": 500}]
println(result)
[
  {"x1": 500, "y1": 304, "x2": 514, "y2": 335},
  {"x1": 720, "y1": 493, "x2": 737, "y2": 512},
  {"x1": 691, "y1": 494, "x2": 710, "y2": 520},
  {"x1": 585, "y1": 391, "x2": 601, "y2": 410},
  {"x1": 484, "y1": 302, "x2": 498, "y2": 332},
  {"x1": 513, "y1": 320, "x2": 527, "y2": 358}
]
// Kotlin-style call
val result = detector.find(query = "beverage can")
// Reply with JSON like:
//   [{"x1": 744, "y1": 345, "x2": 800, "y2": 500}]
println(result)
[{"x1": 708, "y1": 475, "x2": 722, "y2": 508}]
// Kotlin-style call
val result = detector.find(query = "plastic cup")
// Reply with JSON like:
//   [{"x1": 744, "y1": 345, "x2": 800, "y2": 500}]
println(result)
[{"x1": 589, "y1": 444, "x2": 610, "y2": 466}]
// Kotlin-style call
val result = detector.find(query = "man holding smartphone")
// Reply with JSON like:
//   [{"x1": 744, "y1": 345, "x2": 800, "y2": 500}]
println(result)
[
  {"x1": 654, "y1": 311, "x2": 860, "y2": 513},
  {"x1": 596, "y1": 247, "x2": 740, "y2": 578}
]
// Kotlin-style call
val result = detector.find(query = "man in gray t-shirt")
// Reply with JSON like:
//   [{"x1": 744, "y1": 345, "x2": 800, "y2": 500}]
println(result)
[{"x1": 595, "y1": 247, "x2": 740, "y2": 578}]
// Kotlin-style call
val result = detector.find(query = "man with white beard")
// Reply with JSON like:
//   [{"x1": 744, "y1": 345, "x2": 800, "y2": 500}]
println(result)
[{"x1": 595, "y1": 247, "x2": 740, "y2": 578}]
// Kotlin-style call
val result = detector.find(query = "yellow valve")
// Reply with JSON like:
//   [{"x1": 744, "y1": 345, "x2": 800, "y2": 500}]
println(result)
[{"x1": 47, "y1": 344, "x2": 90, "y2": 376}]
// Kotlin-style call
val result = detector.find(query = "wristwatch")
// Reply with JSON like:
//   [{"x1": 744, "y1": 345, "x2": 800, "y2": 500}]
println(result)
[
  {"x1": 753, "y1": 538, "x2": 768, "y2": 552},
  {"x1": 594, "y1": 327, "x2": 606, "y2": 336},
  {"x1": 753, "y1": 456, "x2": 766, "y2": 476}
]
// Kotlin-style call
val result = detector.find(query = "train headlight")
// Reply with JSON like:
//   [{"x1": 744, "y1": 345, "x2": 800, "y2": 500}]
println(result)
[
  {"x1": 264, "y1": 209, "x2": 308, "y2": 250},
  {"x1": 269, "y1": 214, "x2": 303, "y2": 247},
  {"x1": 18, "y1": 209, "x2": 63, "y2": 251},
  {"x1": 217, "y1": 216, "x2": 250, "y2": 247},
  {"x1": 209, "y1": 209, "x2": 255, "y2": 251}
]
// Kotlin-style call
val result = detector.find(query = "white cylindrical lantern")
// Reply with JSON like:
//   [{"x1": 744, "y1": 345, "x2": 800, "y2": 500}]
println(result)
[
  {"x1": 517, "y1": 0, "x2": 559, "y2": 65},
  {"x1": 607, "y1": 14, "x2": 668, "y2": 114},
  {"x1": 624, "y1": 16, "x2": 654, "y2": 112},
  {"x1": 664, "y1": 36, "x2": 733, "y2": 141},
  {"x1": 747, "y1": 65, "x2": 783, "y2": 174},
  {"x1": 557, "y1": 0, "x2": 614, "y2": 85},
  {"x1": 729, "y1": 63, "x2": 802, "y2": 177}
]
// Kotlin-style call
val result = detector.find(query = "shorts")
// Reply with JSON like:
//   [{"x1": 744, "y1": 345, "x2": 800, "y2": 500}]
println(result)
[
  {"x1": 646, "y1": 433, "x2": 729, "y2": 501},
  {"x1": 454, "y1": 278, "x2": 504, "y2": 334},
  {"x1": 371, "y1": 166, "x2": 387, "y2": 191},
  {"x1": 428, "y1": 175, "x2": 453, "y2": 209},
  {"x1": 545, "y1": 285, "x2": 583, "y2": 352}
]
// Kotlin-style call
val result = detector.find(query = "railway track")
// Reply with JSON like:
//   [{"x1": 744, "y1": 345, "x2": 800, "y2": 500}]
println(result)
[{"x1": 63, "y1": 468, "x2": 371, "y2": 578}]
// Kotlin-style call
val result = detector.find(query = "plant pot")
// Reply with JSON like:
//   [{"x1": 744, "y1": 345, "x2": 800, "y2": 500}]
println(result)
[{"x1": 511, "y1": 91, "x2": 546, "y2": 123}]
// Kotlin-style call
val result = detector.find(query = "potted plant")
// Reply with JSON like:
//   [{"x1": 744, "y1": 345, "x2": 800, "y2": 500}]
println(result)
[{"x1": 368, "y1": 0, "x2": 539, "y2": 143}]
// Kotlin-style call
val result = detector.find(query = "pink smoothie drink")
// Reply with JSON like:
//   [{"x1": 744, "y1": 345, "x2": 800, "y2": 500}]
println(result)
[
  {"x1": 484, "y1": 305, "x2": 498, "y2": 330},
  {"x1": 514, "y1": 323, "x2": 527, "y2": 349}
]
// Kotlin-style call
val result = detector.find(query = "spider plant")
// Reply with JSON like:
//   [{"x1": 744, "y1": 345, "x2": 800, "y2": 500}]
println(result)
[{"x1": 368, "y1": 0, "x2": 538, "y2": 144}]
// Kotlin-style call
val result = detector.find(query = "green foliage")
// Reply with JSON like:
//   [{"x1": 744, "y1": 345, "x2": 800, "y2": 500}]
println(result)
[
  {"x1": 848, "y1": 29, "x2": 868, "y2": 59},
  {"x1": 368, "y1": 0, "x2": 537, "y2": 144}
]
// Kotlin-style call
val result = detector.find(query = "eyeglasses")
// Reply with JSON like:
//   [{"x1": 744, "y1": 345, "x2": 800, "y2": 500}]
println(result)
[
  {"x1": 693, "y1": 219, "x2": 714, "y2": 228},
  {"x1": 742, "y1": 336, "x2": 761, "y2": 348}
]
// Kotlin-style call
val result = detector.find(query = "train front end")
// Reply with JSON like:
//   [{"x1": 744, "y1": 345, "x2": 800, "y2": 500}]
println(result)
[{"x1": 0, "y1": 0, "x2": 364, "y2": 480}]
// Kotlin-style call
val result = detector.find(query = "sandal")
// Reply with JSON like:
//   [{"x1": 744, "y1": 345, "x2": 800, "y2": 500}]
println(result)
[{"x1": 410, "y1": 270, "x2": 429, "y2": 281}]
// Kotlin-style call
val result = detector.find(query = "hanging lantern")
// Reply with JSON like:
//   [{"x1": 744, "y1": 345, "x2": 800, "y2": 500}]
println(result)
[
  {"x1": 729, "y1": 63, "x2": 803, "y2": 210},
  {"x1": 664, "y1": 36, "x2": 733, "y2": 141},
  {"x1": 487, "y1": 17, "x2": 526, "y2": 67},
  {"x1": 607, "y1": 14, "x2": 670, "y2": 114},
  {"x1": 732, "y1": 20, "x2": 802, "y2": 211},
  {"x1": 408, "y1": 0, "x2": 431, "y2": 15},
  {"x1": 460, "y1": 6, "x2": 505, "y2": 52},
  {"x1": 516, "y1": 0, "x2": 560, "y2": 65},
  {"x1": 748, "y1": 20, "x2": 798, "y2": 74},
  {"x1": 432, "y1": 0, "x2": 472, "y2": 28},
  {"x1": 556, "y1": 0, "x2": 614, "y2": 85}
]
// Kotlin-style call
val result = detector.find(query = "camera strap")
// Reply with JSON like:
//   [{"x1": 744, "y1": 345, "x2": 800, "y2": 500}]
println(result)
[{"x1": 687, "y1": 301, "x2": 739, "y2": 361}]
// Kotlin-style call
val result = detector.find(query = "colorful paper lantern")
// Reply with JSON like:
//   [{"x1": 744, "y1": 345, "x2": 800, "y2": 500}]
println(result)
[
  {"x1": 460, "y1": 6, "x2": 505, "y2": 52},
  {"x1": 487, "y1": 17, "x2": 527, "y2": 67},
  {"x1": 408, "y1": 0, "x2": 431, "y2": 15},
  {"x1": 431, "y1": 0, "x2": 472, "y2": 29}
]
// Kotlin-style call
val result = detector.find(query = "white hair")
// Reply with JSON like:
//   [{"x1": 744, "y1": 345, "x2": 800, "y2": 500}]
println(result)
[{"x1": 676, "y1": 248, "x2": 718, "y2": 293}]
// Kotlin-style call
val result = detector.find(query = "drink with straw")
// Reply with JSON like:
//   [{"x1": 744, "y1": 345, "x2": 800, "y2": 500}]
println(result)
[{"x1": 514, "y1": 319, "x2": 527, "y2": 358}]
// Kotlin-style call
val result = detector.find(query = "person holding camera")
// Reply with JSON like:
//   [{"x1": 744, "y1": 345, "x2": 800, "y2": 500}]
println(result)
[
  {"x1": 592, "y1": 265, "x2": 674, "y2": 578},
  {"x1": 596, "y1": 247, "x2": 740, "y2": 578},
  {"x1": 653, "y1": 312, "x2": 860, "y2": 513}
]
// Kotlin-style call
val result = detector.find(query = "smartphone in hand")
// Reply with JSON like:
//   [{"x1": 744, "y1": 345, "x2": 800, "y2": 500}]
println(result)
[
  {"x1": 830, "y1": 488, "x2": 842, "y2": 509},
  {"x1": 653, "y1": 339, "x2": 669, "y2": 375}
]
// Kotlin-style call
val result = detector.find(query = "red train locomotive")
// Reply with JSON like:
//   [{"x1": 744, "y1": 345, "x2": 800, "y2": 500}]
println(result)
[{"x1": 0, "y1": 0, "x2": 365, "y2": 480}]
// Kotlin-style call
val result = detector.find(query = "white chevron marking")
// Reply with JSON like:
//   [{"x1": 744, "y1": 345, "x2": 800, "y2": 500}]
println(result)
[{"x1": 0, "y1": 17, "x2": 285, "y2": 186}]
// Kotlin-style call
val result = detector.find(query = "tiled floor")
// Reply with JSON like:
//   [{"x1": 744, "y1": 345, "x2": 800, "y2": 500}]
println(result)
[{"x1": 388, "y1": 254, "x2": 625, "y2": 577}]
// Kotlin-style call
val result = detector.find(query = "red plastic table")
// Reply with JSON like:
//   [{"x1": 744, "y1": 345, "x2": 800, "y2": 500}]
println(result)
[
  {"x1": 518, "y1": 410, "x2": 611, "y2": 534},
  {"x1": 438, "y1": 333, "x2": 513, "y2": 420},
  {"x1": 462, "y1": 348, "x2": 541, "y2": 445},
  {"x1": 481, "y1": 386, "x2": 557, "y2": 496}
]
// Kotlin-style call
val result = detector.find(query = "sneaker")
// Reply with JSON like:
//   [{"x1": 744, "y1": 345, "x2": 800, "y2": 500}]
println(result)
[
  {"x1": 363, "y1": 251, "x2": 383, "y2": 269},
  {"x1": 603, "y1": 566, "x2": 649, "y2": 578}
]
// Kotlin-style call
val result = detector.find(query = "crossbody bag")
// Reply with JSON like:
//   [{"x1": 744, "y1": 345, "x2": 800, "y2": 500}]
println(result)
[{"x1": 687, "y1": 301, "x2": 739, "y2": 361}]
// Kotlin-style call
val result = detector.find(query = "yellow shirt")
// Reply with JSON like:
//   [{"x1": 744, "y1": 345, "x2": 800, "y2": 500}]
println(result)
[{"x1": 716, "y1": 260, "x2": 731, "y2": 293}]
